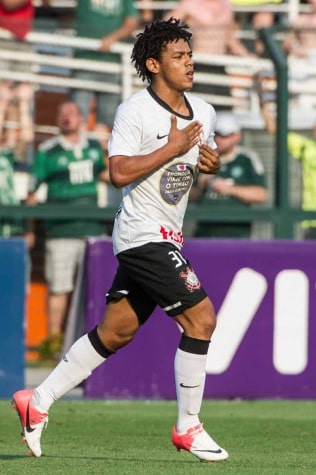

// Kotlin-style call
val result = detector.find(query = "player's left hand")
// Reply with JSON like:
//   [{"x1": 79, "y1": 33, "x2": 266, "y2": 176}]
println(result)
[{"x1": 197, "y1": 144, "x2": 220, "y2": 174}]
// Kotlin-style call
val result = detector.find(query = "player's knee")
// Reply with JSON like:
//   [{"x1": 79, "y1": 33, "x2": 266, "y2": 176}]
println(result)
[
  {"x1": 176, "y1": 308, "x2": 216, "y2": 340},
  {"x1": 198, "y1": 311, "x2": 216, "y2": 338},
  {"x1": 195, "y1": 297, "x2": 217, "y2": 334},
  {"x1": 112, "y1": 329, "x2": 137, "y2": 349},
  {"x1": 98, "y1": 324, "x2": 138, "y2": 352}
]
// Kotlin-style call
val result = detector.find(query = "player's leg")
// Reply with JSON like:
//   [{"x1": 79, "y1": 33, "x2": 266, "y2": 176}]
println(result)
[
  {"x1": 112, "y1": 242, "x2": 229, "y2": 462},
  {"x1": 34, "y1": 296, "x2": 141, "y2": 406},
  {"x1": 173, "y1": 296, "x2": 215, "y2": 435},
  {"x1": 12, "y1": 295, "x2": 141, "y2": 457},
  {"x1": 142, "y1": 244, "x2": 227, "y2": 462},
  {"x1": 172, "y1": 298, "x2": 228, "y2": 462}
]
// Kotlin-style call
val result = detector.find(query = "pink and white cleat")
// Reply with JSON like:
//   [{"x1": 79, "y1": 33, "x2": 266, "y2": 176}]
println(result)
[
  {"x1": 172, "y1": 423, "x2": 229, "y2": 462},
  {"x1": 11, "y1": 389, "x2": 48, "y2": 457}
]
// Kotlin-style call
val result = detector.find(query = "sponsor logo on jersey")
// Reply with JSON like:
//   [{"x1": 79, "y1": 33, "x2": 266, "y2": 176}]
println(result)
[{"x1": 160, "y1": 225, "x2": 183, "y2": 246}]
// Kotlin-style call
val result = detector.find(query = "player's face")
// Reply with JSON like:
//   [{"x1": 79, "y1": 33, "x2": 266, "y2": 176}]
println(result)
[
  {"x1": 57, "y1": 103, "x2": 83, "y2": 134},
  {"x1": 157, "y1": 39, "x2": 194, "y2": 92}
]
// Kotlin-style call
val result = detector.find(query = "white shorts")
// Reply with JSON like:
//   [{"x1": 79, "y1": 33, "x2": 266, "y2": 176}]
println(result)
[{"x1": 45, "y1": 238, "x2": 86, "y2": 294}]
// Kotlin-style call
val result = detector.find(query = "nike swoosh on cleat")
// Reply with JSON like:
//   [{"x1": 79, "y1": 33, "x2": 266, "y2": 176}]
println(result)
[
  {"x1": 157, "y1": 133, "x2": 168, "y2": 139},
  {"x1": 180, "y1": 383, "x2": 200, "y2": 388},
  {"x1": 195, "y1": 449, "x2": 223, "y2": 454},
  {"x1": 26, "y1": 403, "x2": 35, "y2": 433}
]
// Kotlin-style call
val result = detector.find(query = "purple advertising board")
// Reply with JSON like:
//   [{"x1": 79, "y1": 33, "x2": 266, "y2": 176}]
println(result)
[{"x1": 84, "y1": 238, "x2": 316, "y2": 399}]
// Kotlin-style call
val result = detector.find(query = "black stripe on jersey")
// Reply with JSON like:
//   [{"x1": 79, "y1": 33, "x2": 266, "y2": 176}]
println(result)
[{"x1": 147, "y1": 86, "x2": 193, "y2": 120}]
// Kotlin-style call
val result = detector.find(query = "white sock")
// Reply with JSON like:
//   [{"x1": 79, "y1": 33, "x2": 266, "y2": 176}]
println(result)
[
  {"x1": 174, "y1": 348, "x2": 207, "y2": 433},
  {"x1": 32, "y1": 334, "x2": 106, "y2": 413}
]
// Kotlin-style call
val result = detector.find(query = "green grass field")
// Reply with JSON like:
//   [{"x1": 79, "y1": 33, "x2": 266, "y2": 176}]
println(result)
[{"x1": 1, "y1": 399, "x2": 316, "y2": 475}]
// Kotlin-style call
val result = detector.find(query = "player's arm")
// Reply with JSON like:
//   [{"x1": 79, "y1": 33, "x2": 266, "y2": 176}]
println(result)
[{"x1": 110, "y1": 115, "x2": 202, "y2": 188}]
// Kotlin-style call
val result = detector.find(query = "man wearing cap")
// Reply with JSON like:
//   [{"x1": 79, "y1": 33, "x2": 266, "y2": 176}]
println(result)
[{"x1": 190, "y1": 112, "x2": 267, "y2": 238}]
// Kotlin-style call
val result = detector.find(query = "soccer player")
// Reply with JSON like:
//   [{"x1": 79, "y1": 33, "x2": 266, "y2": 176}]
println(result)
[{"x1": 12, "y1": 18, "x2": 229, "y2": 463}]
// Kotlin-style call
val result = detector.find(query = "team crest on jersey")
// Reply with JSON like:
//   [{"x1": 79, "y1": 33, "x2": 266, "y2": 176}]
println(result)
[{"x1": 180, "y1": 267, "x2": 201, "y2": 292}]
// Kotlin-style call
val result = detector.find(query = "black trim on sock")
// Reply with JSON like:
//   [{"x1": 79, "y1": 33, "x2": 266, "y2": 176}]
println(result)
[
  {"x1": 179, "y1": 335, "x2": 210, "y2": 355},
  {"x1": 88, "y1": 326, "x2": 115, "y2": 359}
]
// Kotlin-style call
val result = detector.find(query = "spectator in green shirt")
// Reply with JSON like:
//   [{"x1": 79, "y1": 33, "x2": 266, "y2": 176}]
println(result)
[
  {"x1": 0, "y1": 81, "x2": 34, "y2": 238},
  {"x1": 190, "y1": 112, "x2": 267, "y2": 238},
  {"x1": 27, "y1": 101, "x2": 109, "y2": 358},
  {"x1": 0, "y1": 146, "x2": 24, "y2": 238},
  {"x1": 72, "y1": 0, "x2": 139, "y2": 127}
]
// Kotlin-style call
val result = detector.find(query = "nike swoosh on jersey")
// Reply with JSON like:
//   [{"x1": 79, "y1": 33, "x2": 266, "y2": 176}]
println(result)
[
  {"x1": 157, "y1": 133, "x2": 168, "y2": 139},
  {"x1": 26, "y1": 403, "x2": 36, "y2": 433}
]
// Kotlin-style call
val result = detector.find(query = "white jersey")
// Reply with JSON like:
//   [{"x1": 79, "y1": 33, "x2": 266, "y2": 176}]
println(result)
[{"x1": 108, "y1": 87, "x2": 216, "y2": 255}]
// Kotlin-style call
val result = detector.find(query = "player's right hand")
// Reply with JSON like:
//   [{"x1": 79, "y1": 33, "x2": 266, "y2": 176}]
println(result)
[{"x1": 168, "y1": 115, "x2": 202, "y2": 156}]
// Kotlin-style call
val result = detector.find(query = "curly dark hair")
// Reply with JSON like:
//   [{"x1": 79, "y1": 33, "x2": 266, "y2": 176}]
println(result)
[{"x1": 131, "y1": 17, "x2": 192, "y2": 83}]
